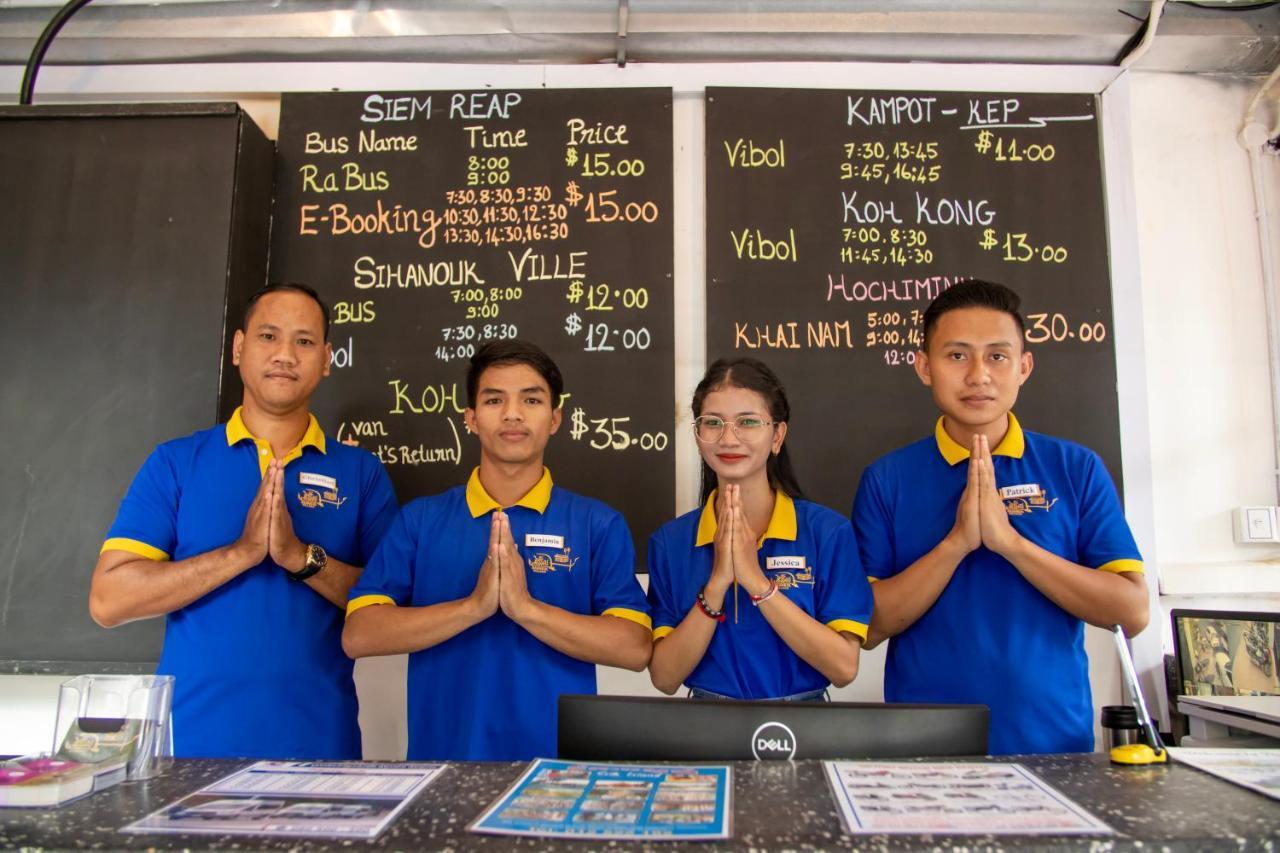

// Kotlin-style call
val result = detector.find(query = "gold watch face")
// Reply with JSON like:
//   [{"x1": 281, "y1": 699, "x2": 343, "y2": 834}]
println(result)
[{"x1": 306, "y1": 544, "x2": 325, "y2": 570}]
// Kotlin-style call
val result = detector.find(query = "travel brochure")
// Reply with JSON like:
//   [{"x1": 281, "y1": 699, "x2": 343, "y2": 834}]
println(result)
[
  {"x1": 116, "y1": 756, "x2": 1127, "y2": 841},
  {"x1": 824, "y1": 761, "x2": 1113, "y2": 836},
  {"x1": 468, "y1": 758, "x2": 732, "y2": 840},
  {"x1": 1168, "y1": 748, "x2": 1280, "y2": 802},
  {"x1": 121, "y1": 760, "x2": 446, "y2": 840}
]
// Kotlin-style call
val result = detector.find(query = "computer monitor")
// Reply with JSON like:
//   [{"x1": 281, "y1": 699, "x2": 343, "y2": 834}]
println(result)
[
  {"x1": 1171, "y1": 608, "x2": 1280, "y2": 698},
  {"x1": 558, "y1": 695, "x2": 988, "y2": 761}
]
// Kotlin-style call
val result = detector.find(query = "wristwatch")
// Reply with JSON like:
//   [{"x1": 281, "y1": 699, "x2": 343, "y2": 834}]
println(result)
[{"x1": 287, "y1": 543, "x2": 327, "y2": 581}]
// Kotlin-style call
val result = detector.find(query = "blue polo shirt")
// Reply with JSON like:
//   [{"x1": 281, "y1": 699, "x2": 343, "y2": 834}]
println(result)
[
  {"x1": 102, "y1": 407, "x2": 399, "y2": 759},
  {"x1": 647, "y1": 491, "x2": 873, "y2": 699},
  {"x1": 347, "y1": 468, "x2": 651, "y2": 761},
  {"x1": 851, "y1": 414, "x2": 1143, "y2": 755}
]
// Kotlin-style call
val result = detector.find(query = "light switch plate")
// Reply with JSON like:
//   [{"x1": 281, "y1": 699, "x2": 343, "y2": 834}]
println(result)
[{"x1": 1233, "y1": 506, "x2": 1280, "y2": 543}]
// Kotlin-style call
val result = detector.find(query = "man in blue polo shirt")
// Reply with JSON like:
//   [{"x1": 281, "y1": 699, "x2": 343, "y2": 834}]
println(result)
[
  {"x1": 342, "y1": 339, "x2": 652, "y2": 761},
  {"x1": 90, "y1": 284, "x2": 398, "y2": 759},
  {"x1": 852, "y1": 279, "x2": 1148, "y2": 755}
]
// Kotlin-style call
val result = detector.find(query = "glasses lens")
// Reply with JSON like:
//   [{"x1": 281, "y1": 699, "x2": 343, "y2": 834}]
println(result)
[
  {"x1": 695, "y1": 417, "x2": 724, "y2": 441},
  {"x1": 735, "y1": 417, "x2": 765, "y2": 433}
]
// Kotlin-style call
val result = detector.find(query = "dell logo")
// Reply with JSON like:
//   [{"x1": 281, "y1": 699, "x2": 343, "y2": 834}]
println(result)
[{"x1": 750, "y1": 721, "x2": 797, "y2": 761}]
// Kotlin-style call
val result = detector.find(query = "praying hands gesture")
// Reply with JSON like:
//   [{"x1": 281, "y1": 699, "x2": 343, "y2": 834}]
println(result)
[
  {"x1": 650, "y1": 483, "x2": 861, "y2": 694},
  {"x1": 866, "y1": 430, "x2": 1149, "y2": 648},
  {"x1": 469, "y1": 510, "x2": 535, "y2": 621},
  {"x1": 703, "y1": 485, "x2": 772, "y2": 610},
  {"x1": 947, "y1": 434, "x2": 1022, "y2": 559}
]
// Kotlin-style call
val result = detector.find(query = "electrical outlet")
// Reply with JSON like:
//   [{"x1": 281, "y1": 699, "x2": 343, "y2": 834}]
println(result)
[{"x1": 1233, "y1": 507, "x2": 1280, "y2": 543}]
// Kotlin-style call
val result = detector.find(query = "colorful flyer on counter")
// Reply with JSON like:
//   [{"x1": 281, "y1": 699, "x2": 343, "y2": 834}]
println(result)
[
  {"x1": 1168, "y1": 748, "x2": 1280, "y2": 801},
  {"x1": 469, "y1": 758, "x2": 731, "y2": 840},
  {"x1": 824, "y1": 761, "x2": 1112, "y2": 836},
  {"x1": 121, "y1": 760, "x2": 446, "y2": 840}
]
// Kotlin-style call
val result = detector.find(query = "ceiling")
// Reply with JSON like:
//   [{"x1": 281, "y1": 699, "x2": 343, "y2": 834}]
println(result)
[{"x1": 0, "y1": 0, "x2": 1276, "y2": 74}]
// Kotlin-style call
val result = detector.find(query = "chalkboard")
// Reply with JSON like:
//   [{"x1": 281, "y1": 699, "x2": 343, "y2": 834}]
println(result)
[
  {"x1": 705, "y1": 87, "x2": 1122, "y2": 516},
  {"x1": 269, "y1": 89, "x2": 675, "y2": 565},
  {"x1": 0, "y1": 104, "x2": 274, "y2": 673}
]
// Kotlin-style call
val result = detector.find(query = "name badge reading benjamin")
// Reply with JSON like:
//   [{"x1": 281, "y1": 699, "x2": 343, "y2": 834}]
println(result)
[
  {"x1": 766, "y1": 556, "x2": 806, "y2": 570},
  {"x1": 999, "y1": 483, "x2": 1041, "y2": 500},
  {"x1": 299, "y1": 472, "x2": 338, "y2": 491},
  {"x1": 525, "y1": 533, "x2": 565, "y2": 549}
]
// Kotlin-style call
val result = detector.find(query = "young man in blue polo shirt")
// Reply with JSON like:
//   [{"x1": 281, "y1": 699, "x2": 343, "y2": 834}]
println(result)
[
  {"x1": 342, "y1": 339, "x2": 652, "y2": 761},
  {"x1": 852, "y1": 279, "x2": 1148, "y2": 755},
  {"x1": 90, "y1": 284, "x2": 399, "y2": 759}
]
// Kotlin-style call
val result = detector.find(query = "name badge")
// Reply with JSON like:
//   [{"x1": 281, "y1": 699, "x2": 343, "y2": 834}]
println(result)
[
  {"x1": 525, "y1": 533, "x2": 565, "y2": 549},
  {"x1": 299, "y1": 472, "x2": 338, "y2": 491},
  {"x1": 999, "y1": 483, "x2": 1041, "y2": 499},
  {"x1": 767, "y1": 556, "x2": 806, "y2": 570}
]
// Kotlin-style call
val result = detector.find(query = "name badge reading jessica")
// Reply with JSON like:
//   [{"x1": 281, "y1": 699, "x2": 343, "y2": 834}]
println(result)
[
  {"x1": 999, "y1": 483, "x2": 1041, "y2": 500},
  {"x1": 525, "y1": 533, "x2": 565, "y2": 549},
  {"x1": 766, "y1": 556, "x2": 806, "y2": 571},
  {"x1": 299, "y1": 472, "x2": 338, "y2": 491}
]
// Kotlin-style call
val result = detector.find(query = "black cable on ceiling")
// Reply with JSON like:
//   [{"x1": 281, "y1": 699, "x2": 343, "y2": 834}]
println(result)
[{"x1": 20, "y1": 0, "x2": 98, "y2": 105}]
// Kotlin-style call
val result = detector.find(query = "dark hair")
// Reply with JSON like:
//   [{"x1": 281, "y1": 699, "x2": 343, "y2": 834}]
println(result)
[
  {"x1": 242, "y1": 283, "x2": 331, "y2": 342},
  {"x1": 466, "y1": 339, "x2": 565, "y2": 408},
  {"x1": 691, "y1": 357, "x2": 806, "y2": 503},
  {"x1": 921, "y1": 279, "x2": 1025, "y2": 351}
]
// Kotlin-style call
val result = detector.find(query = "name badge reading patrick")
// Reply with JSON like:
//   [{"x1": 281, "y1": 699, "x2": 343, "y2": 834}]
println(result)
[
  {"x1": 525, "y1": 533, "x2": 565, "y2": 549},
  {"x1": 766, "y1": 556, "x2": 807, "y2": 571},
  {"x1": 299, "y1": 472, "x2": 338, "y2": 491},
  {"x1": 999, "y1": 483, "x2": 1041, "y2": 500}
]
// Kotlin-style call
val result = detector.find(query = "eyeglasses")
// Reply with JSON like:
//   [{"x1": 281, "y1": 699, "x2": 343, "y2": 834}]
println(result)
[{"x1": 692, "y1": 415, "x2": 774, "y2": 442}]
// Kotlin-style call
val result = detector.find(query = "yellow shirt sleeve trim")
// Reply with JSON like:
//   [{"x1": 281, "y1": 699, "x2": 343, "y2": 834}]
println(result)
[
  {"x1": 603, "y1": 607, "x2": 653, "y2": 632},
  {"x1": 346, "y1": 594, "x2": 397, "y2": 617},
  {"x1": 827, "y1": 619, "x2": 869, "y2": 641},
  {"x1": 866, "y1": 576, "x2": 880, "y2": 583},
  {"x1": 653, "y1": 625, "x2": 675, "y2": 641},
  {"x1": 1098, "y1": 559, "x2": 1144, "y2": 575},
  {"x1": 100, "y1": 538, "x2": 169, "y2": 561}
]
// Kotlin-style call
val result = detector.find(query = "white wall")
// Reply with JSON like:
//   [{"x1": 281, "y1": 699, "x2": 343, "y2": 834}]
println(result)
[
  {"x1": 1126, "y1": 72, "x2": 1280, "y2": 652},
  {"x1": 2, "y1": 62, "x2": 1276, "y2": 758}
]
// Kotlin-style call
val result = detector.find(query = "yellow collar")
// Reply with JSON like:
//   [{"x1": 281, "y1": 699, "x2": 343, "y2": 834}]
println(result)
[
  {"x1": 225, "y1": 406, "x2": 326, "y2": 471},
  {"x1": 934, "y1": 412, "x2": 1025, "y2": 465},
  {"x1": 695, "y1": 489, "x2": 797, "y2": 548},
  {"x1": 466, "y1": 467, "x2": 554, "y2": 518}
]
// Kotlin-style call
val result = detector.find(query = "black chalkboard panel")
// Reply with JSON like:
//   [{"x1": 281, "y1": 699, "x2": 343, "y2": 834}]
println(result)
[
  {"x1": 706, "y1": 87, "x2": 1122, "y2": 516},
  {"x1": 269, "y1": 89, "x2": 675, "y2": 565},
  {"x1": 0, "y1": 104, "x2": 273, "y2": 673}
]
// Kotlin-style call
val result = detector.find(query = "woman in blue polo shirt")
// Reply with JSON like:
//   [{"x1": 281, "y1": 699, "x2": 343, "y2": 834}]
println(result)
[{"x1": 647, "y1": 357, "x2": 873, "y2": 700}]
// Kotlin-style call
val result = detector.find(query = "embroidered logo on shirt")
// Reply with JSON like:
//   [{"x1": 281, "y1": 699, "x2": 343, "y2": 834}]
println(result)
[
  {"x1": 1000, "y1": 483, "x2": 1058, "y2": 516},
  {"x1": 765, "y1": 556, "x2": 814, "y2": 590},
  {"x1": 528, "y1": 546, "x2": 579, "y2": 574},
  {"x1": 297, "y1": 480, "x2": 347, "y2": 510}
]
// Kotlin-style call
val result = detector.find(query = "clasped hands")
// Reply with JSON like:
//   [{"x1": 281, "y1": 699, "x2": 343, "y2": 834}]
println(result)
[
  {"x1": 947, "y1": 433, "x2": 1023, "y2": 558},
  {"x1": 236, "y1": 459, "x2": 307, "y2": 574},
  {"x1": 470, "y1": 511, "x2": 535, "y2": 621},
  {"x1": 704, "y1": 484, "x2": 771, "y2": 609}
]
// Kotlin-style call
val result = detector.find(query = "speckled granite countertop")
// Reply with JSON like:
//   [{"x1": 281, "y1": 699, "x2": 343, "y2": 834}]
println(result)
[{"x1": 2, "y1": 754, "x2": 1277, "y2": 851}]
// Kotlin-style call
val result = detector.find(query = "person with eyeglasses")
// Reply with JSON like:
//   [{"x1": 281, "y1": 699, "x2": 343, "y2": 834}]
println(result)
[{"x1": 646, "y1": 357, "x2": 873, "y2": 700}]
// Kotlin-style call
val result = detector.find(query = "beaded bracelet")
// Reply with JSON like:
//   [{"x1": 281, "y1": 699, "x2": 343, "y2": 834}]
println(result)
[
  {"x1": 750, "y1": 579, "x2": 780, "y2": 606},
  {"x1": 695, "y1": 589, "x2": 726, "y2": 623}
]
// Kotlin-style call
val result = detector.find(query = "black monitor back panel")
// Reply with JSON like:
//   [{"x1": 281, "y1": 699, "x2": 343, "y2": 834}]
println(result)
[{"x1": 559, "y1": 694, "x2": 989, "y2": 761}]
